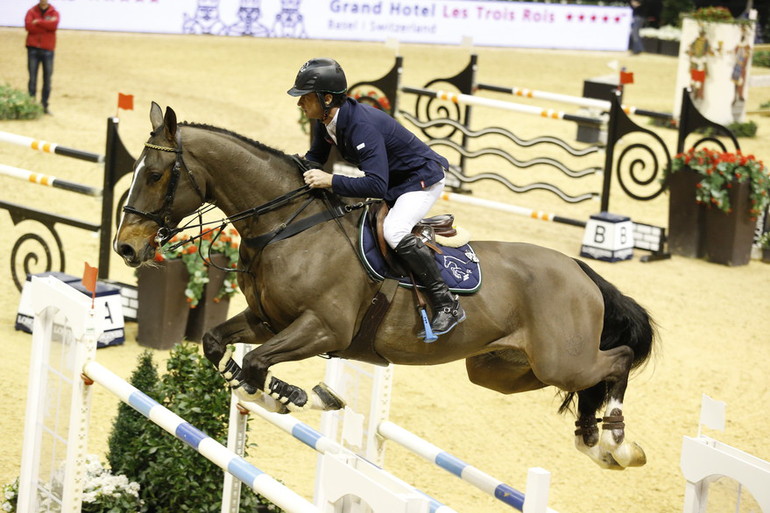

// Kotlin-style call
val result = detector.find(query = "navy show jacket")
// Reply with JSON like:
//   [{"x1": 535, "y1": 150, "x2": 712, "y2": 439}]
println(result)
[{"x1": 305, "y1": 97, "x2": 448, "y2": 205}]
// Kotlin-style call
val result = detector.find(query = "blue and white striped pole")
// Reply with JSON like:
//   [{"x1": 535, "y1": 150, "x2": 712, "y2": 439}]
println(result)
[
  {"x1": 378, "y1": 421, "x2": 556, "y2": 513},
  {"x1": 83, "y1": 361, "x2": 319, "y2": 513},
  {"x1": 241, "y1": 400, "x2": 351, "y2": 456},
  {"x1": 240, "y1": 400, "x2": 459, "y2": 513}
]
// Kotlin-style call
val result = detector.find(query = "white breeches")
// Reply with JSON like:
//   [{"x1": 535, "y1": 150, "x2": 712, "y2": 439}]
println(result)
[{"x1": 383, "y1": 178, "x2": 445, "y2": 249}]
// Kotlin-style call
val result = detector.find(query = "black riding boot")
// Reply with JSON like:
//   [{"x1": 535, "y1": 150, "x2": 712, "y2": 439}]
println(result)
[{"x1": 394, "y1": 234, "x2": 466, "y2": 337}]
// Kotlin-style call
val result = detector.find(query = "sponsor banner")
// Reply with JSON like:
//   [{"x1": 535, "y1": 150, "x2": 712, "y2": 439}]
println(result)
[{"x1": 2, "y1": 0, "x2": 631, "y2": 51}]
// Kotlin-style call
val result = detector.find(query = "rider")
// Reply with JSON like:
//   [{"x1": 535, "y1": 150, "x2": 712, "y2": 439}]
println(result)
[{"x1": 288, "y1": 57, "x2": 465, "y2": 338}]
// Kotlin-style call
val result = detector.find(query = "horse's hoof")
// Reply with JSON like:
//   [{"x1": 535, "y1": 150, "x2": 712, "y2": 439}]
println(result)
[
  {"x1": 600, "y1": 454, "x2": 626, "y2": 471},
  {"x1": 613, "y1": 441, "x2": 647, "y2": 468},
  {"x1": 578, "y1": 443, "x2": 624, "y2": 470},
  {"x1": 312, "y1": 382, "x2": 346, "y2": 411}
]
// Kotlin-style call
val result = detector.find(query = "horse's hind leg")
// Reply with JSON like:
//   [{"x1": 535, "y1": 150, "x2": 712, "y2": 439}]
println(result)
[
  {"x1": 572, "y1": 345, "x2": 646, "y2": 469},
  {"x1": 574, "y1": 385, "x2": 624, "y2": 470},
  {"x1": 465, "y1": 351, "x2": 546, "y2": 394},
  {"x1": 597, "y1": 348, "x2": 646, "y2": 468}
]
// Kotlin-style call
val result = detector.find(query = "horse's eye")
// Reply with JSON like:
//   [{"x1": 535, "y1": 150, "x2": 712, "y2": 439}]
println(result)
[{"x1": 148, "y1": 172, "x2": 163, "y2": 183}]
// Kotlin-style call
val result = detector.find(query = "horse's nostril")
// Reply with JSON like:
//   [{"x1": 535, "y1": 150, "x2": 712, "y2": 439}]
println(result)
[{"x1": 117, "y1": 243, "x2": 136, "y2": 260}]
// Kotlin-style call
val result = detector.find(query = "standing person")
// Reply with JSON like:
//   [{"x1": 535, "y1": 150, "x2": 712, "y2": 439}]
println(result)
[
  {"x1": 25, "y1": 0, "x2": 59, "y2": 115},
  {"x1": 289, "y1": 58, "x2": 466, "y2": 339},
  {"x1": 630, "y1": 0, "x2": 645, "y2": 55}
]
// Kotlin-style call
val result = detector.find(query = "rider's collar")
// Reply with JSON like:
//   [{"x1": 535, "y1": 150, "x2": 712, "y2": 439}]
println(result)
[{"x1": 325, "y1": 109, "x2": 339, "y2": 144}]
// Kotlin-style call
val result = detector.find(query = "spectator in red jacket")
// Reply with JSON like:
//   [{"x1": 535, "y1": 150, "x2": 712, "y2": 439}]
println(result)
[{"x1": 25, "y1": 0, "x2": 59, "y2": 115}]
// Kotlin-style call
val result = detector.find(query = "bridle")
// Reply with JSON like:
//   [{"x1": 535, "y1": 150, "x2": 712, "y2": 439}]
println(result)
[{"x1": 122, "y1": 129, "x2": 205, "y2": 246}]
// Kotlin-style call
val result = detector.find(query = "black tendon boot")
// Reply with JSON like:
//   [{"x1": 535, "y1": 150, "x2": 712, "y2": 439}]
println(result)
[{"x1": 394, "y1": 234, "x2": 466, "y2": 336}]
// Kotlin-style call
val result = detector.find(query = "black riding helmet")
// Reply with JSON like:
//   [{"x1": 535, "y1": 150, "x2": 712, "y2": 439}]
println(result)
[{"x1": 287, "y1": 58, "x2": 347, "y2": 97}]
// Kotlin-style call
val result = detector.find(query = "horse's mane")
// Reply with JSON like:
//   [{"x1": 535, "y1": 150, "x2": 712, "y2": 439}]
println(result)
[{"x1": 181, "y1": 122, "x2": 294, "y2": 164}]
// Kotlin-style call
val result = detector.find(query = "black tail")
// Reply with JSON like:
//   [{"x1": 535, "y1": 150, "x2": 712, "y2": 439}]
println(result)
[{"x1": 558, "y1": 259, "x2": 657, "y2": 414}]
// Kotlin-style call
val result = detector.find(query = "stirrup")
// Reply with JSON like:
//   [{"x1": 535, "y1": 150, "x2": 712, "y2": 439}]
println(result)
[{"x1": 417, "y1": 307, "x2": 438, "y2": 343}]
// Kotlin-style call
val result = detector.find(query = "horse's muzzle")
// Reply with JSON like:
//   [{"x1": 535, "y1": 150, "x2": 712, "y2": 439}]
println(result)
[{"x1": 115, "y1": 240, "x2": 156, "y2": 267}]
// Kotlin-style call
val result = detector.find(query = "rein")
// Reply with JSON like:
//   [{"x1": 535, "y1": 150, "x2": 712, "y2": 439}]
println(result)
[
  {"x1": 126, "y1": 131, "x2": 376, "y2": 271},
  {"x1": 244, "y1": 194, "x2": 377, "y2": 250}
]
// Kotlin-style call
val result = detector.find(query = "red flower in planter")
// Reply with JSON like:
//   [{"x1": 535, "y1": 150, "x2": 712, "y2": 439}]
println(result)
[
  {"x1": 690, "y1": 6, "x2": 734, "y2": 23},
  {"x1": 154, "y1": 228, "x2": 242, "y2": 307}
]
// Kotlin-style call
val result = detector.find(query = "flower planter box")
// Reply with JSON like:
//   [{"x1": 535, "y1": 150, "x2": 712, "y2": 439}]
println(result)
[
  {"x1": 642, "y1": 37, "x2": 660, "y2": 54},
  {"x1": 669, "y1": 171, "x2": 756, "y2": 265},
  {"x1": 659, "y1": 40, "x2": 680, "y2": 57},
  {"x1": 185, "y1": 254, "x2": 232, "y2": 342},
  {"x1": 703, "y1": 181, "x2": 756, "y2": 266},
  {"x1": 136, "y1": 259, "x2": 191, "y2": 350},
  {"x1": 667, "y1": 168, "x2": 706, "y2": 258}
]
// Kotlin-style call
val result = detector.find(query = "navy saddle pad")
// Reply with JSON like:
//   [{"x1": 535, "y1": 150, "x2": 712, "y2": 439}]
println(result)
[{"x1": 356, "y1": 210, "x2": 481, "y2": 294}]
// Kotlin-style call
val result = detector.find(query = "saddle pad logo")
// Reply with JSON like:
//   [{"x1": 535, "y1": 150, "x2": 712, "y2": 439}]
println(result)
[{"x1": 444, "y1": 255, "x2": 473, "y2": 282}]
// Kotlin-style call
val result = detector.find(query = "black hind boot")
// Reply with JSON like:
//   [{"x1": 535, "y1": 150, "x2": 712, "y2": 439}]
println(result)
[{"x1": 394, "y1": 234, "x2": 466, "y2": 336}]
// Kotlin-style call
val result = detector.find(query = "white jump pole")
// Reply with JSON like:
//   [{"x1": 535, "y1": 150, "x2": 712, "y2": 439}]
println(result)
[
  {"x1": 439, "y1": 191, "x2": 588, "y2": 228},
  {"x1": 321, "y1": 360, "x2": 557, "y2": 513},
  {"x1": 401, "y1": 86, "x2": 604, "y2": 126},
  {"x1": 475, "y1": 83, "x2": 675, "y2": 120},
  {"x1": 82, "y1": 361, "x2": 320, "y2": 513},
  {"x1": 0, "y1": 163, "x2": 103, "y2": 197},
  {"x1": 478, "y1": 84, "x2": 609, "y2": 110},
  {"x1": 378, "y1": 421, "x2": 556, "y2": 513},
  {"x1": 0, "y1": 130, "x2": 104, "y2": 162},
  {"x1": 237, "y1": 397, "x2": 459, "y2": 513}
]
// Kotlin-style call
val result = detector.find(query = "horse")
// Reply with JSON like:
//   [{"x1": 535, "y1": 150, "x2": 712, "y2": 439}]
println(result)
[{"x1": 114, "y1": 102, "x2": 656, "y2": 470}]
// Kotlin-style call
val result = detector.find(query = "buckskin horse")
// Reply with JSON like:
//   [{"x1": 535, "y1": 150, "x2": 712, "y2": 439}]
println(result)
[{"x1": 114, "y1": 103, "x2": 656, "y2": 470}]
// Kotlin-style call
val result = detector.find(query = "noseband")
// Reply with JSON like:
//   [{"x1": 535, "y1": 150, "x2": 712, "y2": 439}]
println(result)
[{"x1": 122, "y1": 130, "x2": 205, "y2": 246}]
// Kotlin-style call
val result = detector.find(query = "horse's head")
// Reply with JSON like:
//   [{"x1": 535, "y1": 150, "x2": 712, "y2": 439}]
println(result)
[{"x1": 114, "y1": 102, "x2": 206, "y2": 267}]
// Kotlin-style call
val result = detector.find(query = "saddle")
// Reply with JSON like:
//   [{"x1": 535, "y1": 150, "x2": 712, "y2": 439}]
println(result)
[{"x1": 370, "y1": 202, "x2": 460, "y2": 275}]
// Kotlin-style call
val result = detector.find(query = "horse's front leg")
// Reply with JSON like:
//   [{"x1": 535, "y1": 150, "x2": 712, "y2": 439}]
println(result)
[
  {"x1": 240, "y1": 310, "x2": 347, "y2": 413},
  {"x1": 202, "y1": 307, "x2": 271, "y2": 364},
  {"x1": 201, "y1": 308, "x2": 292, "y2": 413}
]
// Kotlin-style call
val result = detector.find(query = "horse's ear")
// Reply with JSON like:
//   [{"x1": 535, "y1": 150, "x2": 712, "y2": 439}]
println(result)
[
  {"x1": 164, "y1": 107, "x2": 177, "y2": 139},
  {"x1": 150, "y1": 101, "x2": 163, "y2": 131}
]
